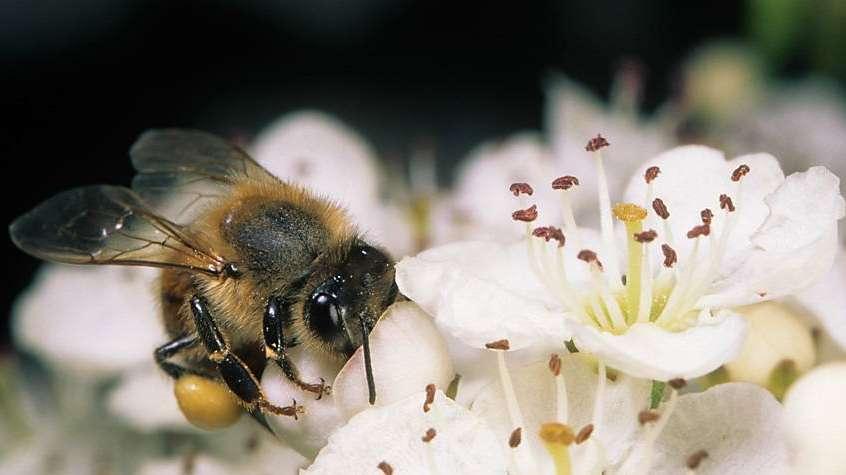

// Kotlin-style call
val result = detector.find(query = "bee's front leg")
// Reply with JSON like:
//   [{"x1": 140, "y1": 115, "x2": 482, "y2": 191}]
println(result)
[
  {"x1": 264, "y1": 296, "x2": 331, "y2": 400},
  {"x1": 189, "y1": 295, "x2": 303, "y2": 419}
]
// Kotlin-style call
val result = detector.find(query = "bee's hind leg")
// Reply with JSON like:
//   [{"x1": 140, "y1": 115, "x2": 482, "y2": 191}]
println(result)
[
  {"x1": 263, "y1": 296, "x2": 331, "y2": 400},
  {"x1": 189, "y1": 295, "x2": 303, "y2": 420}
]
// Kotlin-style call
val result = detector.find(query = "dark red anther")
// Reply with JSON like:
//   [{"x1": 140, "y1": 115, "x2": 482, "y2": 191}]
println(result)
[
  {"x1": 377, "y1": 462, "x2": 393, "y2": 475},
  {"x1": 686, "y1": 224, "x2": 711, "y2": 239},
  {"x1": 644, "y1": 166, "x2": 661, "y2": 184},
  {"x1": 585, "y1": 134, "x2": 610, "y2": 152},
  {"x1": 423, "y1": 384, "x2": 436, "y2": 412},
  {"x1": 532, "y1": 226, "x2": 566, "y2": 247},
  {"x1": 652, "y1": 198, "x2": 670, "y2": 219},
  {"x1": 686, "y1": 450, "x2": 709, "y2": 470},
  {"x1": 509, "y1": 182, "x2": 534, "y2": 197},
  {"x1": 731, "y1": 164, "x2": 750, "y2": 182},
  {"x1": 575, "y1": 424, "x2": 594, "y2": 444},
  {"x1": 552, "y1": 175, "x2": 580, "y2": 190},
  {"x1": 509, "y1": 427, "x2": 522, "y2": 448},
  {"x1": 719, "y1": 194, "x2": 736, "y2": 212},
  {"x1": 638, "y1": 410, "x2": 660, "y2": 425},
  {"x1": 661, "y1": 244, "x2": 677, "y2": 268},
  {"x1": 577, "y1": 249, "x2": 604, "y2": 270},
  {"x1": 548, "y1": 354, "x2": 562, "y2": 376},
  {"x1": 700, "y1": 208, "x2": 713, "y2": 225},
  {"x1": 485, "y1": 339, "x2": 510, "y2": 350},
  {"x1": 422, "y1": 428, "x2": 437, "y2": 443},
  {"x1": 512, "y1": 204, "x2": 538, "y2": 222},
  {"x1": 634, "y1": 229, "x2": 658, "y2": 243},
  {"x1": 668, "y1": 378, "x2": 687, "y2": 389}
]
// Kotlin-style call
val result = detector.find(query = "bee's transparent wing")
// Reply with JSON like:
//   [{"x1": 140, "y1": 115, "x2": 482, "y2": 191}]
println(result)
[
  {"x1": 10, "y1": 185, "x2": 225, "y2": 275},
  {"x1": 130, "y1": 129, "x2": 278, "y2": 224}
]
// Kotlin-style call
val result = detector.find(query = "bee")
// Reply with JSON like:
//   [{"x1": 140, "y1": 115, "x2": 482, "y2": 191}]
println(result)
[{"x1": 9, "y1": 129, "x2": 399, "y2": 429}]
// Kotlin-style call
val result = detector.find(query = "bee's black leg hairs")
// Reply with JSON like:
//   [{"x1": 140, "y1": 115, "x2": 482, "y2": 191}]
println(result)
[
  {"x1": 154, "y1": 334, "x2": 200, "y2": 379},
  {"x1": 264, "y1": 296, "x2": 331, "y2": 399},
  {"x1": 190, "y1": 295, "x2": 302, "y2": 420}
]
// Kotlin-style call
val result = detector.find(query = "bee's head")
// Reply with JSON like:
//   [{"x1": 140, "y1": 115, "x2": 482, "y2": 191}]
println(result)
[{"x1": 300, "y1": 241, "x2": 398, "y2": 403}]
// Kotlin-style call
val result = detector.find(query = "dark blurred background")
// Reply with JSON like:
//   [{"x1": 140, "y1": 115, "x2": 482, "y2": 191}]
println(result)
[{"x1": 3, "y1": 0, "x2": 843, "y2": 348}]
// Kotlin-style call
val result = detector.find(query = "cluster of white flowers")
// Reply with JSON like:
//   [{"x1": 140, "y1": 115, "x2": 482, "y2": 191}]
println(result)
[{"x1": 4, "y1": 56, "x2": 846, "y2": 474}]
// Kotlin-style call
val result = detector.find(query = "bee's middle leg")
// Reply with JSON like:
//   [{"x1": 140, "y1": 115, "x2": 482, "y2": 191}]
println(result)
[
  {"x1": 189, "y1": 295, "x2": 302, "y2": 419},
  {"x1": 264, "y1": 296, "x2": 331, "y2": 399}
]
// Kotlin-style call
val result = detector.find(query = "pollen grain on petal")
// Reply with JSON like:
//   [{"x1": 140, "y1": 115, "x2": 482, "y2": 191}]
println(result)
[
  {"x1": 575, "y1": 424, "x2": 594, "y2": 444},
  {"x1": 634, "y1": 229, "x2": 658, "y2": 243},
  {"x1": 652, "y1": 197, "x2": 670, "y2": 219},
  {"x1": 509, "y1": 182, "x2": 534, "y2": 197},
  {"x1": 512, "y1": 204, "x2": 538, "y2": 222},
  {"x1": 612, "y1": 202, "x2": 648, "y2": 222},
  {"x1": 533, "y1": 226, "x2": 566, "y2": 247},
  {"x1": 661, "y1": 244, "x2": 677, "y2": 267},
  {"x1": 539, "y1": 422, "x2": 575, "y2": 446},
  {"x1": 509, "y1": 427, "x2": 522, "y2": 448},
  {"x1": 644, "y1": 166, "x2": 661, "y2": 184},
  {"x1": 377, "y1": 461, "x2": 393, "y2": 475},
  {"x1": 552, "y1": 175, "x2": 580, "y2": 190},
  {"x1": 638, "y1": 409, "x2": 660, "y2": 425},
  {"x1": 485, "y1": 339, "x2": 511, "y2": 351},
  {"x1": 731, "y1": 164, "x2": 750, "y2": 182},
  {"x1": 423, "y1": 383, "x2": 436, "y2": 412},
  {"x1": 686, "y1": 449, "x2": 709, "y2": 470},
  {"x1": 719, "y1": 194, "x2": 736, "y2": 212},
  {"x1": 548, "y1": 353, "x2": 562, "y2": 376},
  {"x1": 700, "y1": 208, "x2": 714, "y2": 225},
  {"x1": 422, "y1": 428, "x2": 437, "y2": 443},
  {"x1": 686, "y1": 223, "x2": 711, "y2": 239},
  {"x1": 577, "y1": 249, "x2": 604, "y2": 270},
  {"x1": 585, "y1": 134, "x2": 610, "y2": 152}
]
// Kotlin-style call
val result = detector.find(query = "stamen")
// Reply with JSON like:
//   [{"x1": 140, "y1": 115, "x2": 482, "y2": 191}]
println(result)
[
  {"x1": 638, "y1": 410, "x2": 660, "y2": 425},
  {"x1": 378, "y1": 461, "x2": 393, "y2": 475},
  {"x1": 496, "y1": 350, "x2": 537, "y2": 474},
  {"x1": 577, "y1": 252, "x2": 626, "y2": 329},
  {"x1": 731, "y1": 164, "x2": 750, "y2": 182},
  {"x1": 634, "y1": 229, "x2": 657, "y2": 243},
  {"x1": 552, "y1": 176, "x2": 580, "y2": 190},
  {"x1": 686, "y1": 450, "x2": 709, "y2": 470},
  {"x1": 512, "y1": 205, "x2": 538, "y2": 222},
  {"x1": 485, "y1": 339, "x2": 511, "y2": 350},
  {"x1": 509, "y1": 427, "x2": 522, "y2": 448},
  {"x1": 510, "y1": 182, "x2": 534, "y2": 197},
  {"x1": 533, "y1": 226, "x2": 566, "y2": 247},
  {"x1": 422, "y1": 428, "x2": 437, "y2": 443},
  {"x1": 423, "y1": 383, "x2": 436, "y2": 412},
  {"x1": 644, "y1": 166, "x2": 661, "y2": 184},
  {"x1": 652, "y1": 198, "x2": 670, "y2": 220},
  {"x1": 719, "y1": 194, "x2": 735, "y2": 212},
  {"x1": 592, "y1": 362, "x2": 607, "y2": 427},
  {"x1": 634, "y1": 389, "x2": 680, "y2": 475},
  {"x1": 538, "y1": 423, "x2": 575, "y2": 475},
  {"x1": 585, "y1": 134, "x2": 610, "y2": 151},
  {"x1": 549, "y1": 354, "x2": 568, "y2": 422},
  {"x1": 668, "y1": 378, "x2": 687, "y2": 390},
  {"x1": 661, "y1": 244, "x2": 677, "y2": 268},
  {"x1": 577, "y1": 250, "x2": 603, "y2": 270},
  {"x1": 686, "y1": 224, "x2": 711, "y2": 239},
  {"x1": 575, "y1": 424, "x2": 594, "y2": 444}
]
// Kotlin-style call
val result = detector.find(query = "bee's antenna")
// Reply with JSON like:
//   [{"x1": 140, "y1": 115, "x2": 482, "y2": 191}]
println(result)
[{"x1": 359, "y1": 317, "x2": 377, "y2": 405}]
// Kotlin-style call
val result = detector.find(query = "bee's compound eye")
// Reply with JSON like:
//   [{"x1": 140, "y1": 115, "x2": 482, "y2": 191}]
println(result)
[
  {"x1": 309, "y1": 292, "x2": 343, "y2": 335},
  {"x1": 174, "y1": 375, "x2": 242, "y2": 430}
]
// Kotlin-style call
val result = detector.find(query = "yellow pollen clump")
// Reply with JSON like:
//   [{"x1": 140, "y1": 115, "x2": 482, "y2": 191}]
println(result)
[
  {"x1": 612, "y1": 202, "x2": 647, "y2": 222},
  {"x1": 174, "y1": 374, "x2": 243, "y2": 430}
]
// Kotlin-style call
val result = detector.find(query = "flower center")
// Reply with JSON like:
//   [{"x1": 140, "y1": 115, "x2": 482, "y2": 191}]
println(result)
[{"x1": 511, "y1": 135, "x2": 750, "y2": 334}]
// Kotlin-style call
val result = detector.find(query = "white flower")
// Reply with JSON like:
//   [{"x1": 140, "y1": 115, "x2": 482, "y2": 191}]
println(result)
[
  {"x1": 398, "y1": 143, "x2": 844, "y2": 381},
  {"x1": 299, "y1": 352, "x2": 787, "y2": 475},
  {"x1": 251, "y1": 110, "x2": 413, "y2": 256},
  {"x1": 260, "y1": 302, "x2": 454, "y2": 458},
  {"x1": 783, "y1": 362, "x2": 846, "y2": 474}
]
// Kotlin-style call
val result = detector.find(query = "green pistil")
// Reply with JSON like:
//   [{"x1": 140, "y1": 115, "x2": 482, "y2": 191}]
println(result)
[{"x1": 624, "y1": 219, "x2": 644, "y2": 323}]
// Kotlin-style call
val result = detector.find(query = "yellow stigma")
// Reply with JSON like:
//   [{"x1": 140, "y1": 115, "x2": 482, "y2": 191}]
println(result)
[
  {"x1": 539, "y1": 422, "x2": 574, "y2": 475},
  {"x1": 612, "y1": 202, "x2": 647, "y2": 222}
]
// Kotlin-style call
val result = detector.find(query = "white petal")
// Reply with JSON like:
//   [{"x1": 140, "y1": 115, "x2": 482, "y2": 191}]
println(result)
[
  {"x1": 569, "y1": 311, "x2": 747, "y2": 380},
  {"x1": 262, "y1": 347, "x2": 346, "y2": 459},
  {"x1": 12, "y1": 265, "x2": 166, "y2": 377},
  {"x1": 783, "y1": 363, "x2": 846, "y2": 474},
  {"x1": 791, "y1": 248, "x2": 846, "y2": 349},
  {"x1": 470, "y1": 355, "x2": 651, "y2": 469},
  {"x1": 333, "y1": 302, "x2": 454, "y2": 419},
  {"x1": 396, "y1": 240, "x2": 573, "y2": 350},
  {"x1": 107, "y1": 363, "x2": 193, "y2": 432},
  {"x1": 626, "y1": 383, "x2": 788, "y2": 475},
  {"x1": 304, "y1": 390, "x2": 507, "y2": 474},
  {"x1": 700, "y1": 167, "x2": 844, "y2": 308}
]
